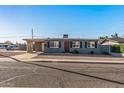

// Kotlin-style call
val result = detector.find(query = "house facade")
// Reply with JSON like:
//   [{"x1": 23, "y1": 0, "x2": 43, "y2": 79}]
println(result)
[
  {"x1": 44, "y1": 38, "x2": 101, "y2": 54},
  {"x1": 23, "y1": 34, "x2": 110, "y2": 54}
]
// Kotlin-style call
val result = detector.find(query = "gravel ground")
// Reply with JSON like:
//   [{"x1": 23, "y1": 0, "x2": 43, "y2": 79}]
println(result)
[{"x1": 0, "y1": 49, "x2": 26, "y2": 58}]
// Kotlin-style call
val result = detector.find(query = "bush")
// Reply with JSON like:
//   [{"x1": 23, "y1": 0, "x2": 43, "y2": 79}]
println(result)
[
  {"x1": 102, "y1": 52, "x2": 109, "y2": 55},
  {"x1": 90, "y1": 51, "x2": 94, "y2": 54},
  {"x1": 120, "y1": 45, "x2": 124, "y2": 53},
  {"x1": 111, "y1": 45, "x2": 124, "y2": 53},
  {"x1": 62, "y1": 51, "x2": 70, "y2": 53},
  {"x1": 70, "y1": 50, "x2": 79, "y2": 54}
]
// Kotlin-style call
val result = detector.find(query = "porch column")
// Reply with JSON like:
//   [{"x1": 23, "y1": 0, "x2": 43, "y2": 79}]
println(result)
[
  {"x1": 27, "y1": 41, "x2": 33, "y2": 53},
  {"x1": 41, "y1": 43, "x2": 44, "y2": 52}
]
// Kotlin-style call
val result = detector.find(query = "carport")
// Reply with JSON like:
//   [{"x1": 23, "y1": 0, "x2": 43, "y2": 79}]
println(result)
[{"x1": 23, "y1": 39, "x2": 45, "y2": 53}]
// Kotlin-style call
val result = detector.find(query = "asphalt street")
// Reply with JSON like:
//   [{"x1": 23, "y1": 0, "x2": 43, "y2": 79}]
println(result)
[{"x1": 0, "y1": 56, "x2": 124, "y2": 87}]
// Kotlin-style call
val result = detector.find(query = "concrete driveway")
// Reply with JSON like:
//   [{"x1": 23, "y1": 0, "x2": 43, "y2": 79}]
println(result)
[
  {"x1": 0, "y1": 57, "x2": 16, "y2": 62},
  {"x1": 1, "y1": 51, "x2": 124, "y2": 87},
  {"x1": 0, "y1": 56, "x2": 124, "y2": 87}
]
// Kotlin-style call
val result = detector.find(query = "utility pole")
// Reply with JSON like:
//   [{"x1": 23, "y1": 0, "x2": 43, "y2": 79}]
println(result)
[
  {"x1": 32, "y1": 28, "x2": 34, "y2": 40},
  {"x1": 31, "y1": 28, "x2": 34, "y2": 53}
]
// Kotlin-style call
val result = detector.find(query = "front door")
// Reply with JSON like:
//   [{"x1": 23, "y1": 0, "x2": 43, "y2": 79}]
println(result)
[
  {"x1": 64, "y1": 40, "x2": 70, "y2": 52},
  {"x1": 34, "y1": 42, "x2": 42, "y2": 52}
]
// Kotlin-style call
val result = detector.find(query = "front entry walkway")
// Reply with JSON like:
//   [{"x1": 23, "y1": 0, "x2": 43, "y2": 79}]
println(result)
[{"x1": 11, "y1": 53, "x2": 124, "y2": 63}]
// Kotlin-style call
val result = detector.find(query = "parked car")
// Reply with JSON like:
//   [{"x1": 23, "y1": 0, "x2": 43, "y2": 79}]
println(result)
[
  {"x1": 0, "y1": 44, "x2": 8, "y2": 49},
  {"x1": 6, "y1": 45, "x2": 17, "y2": 50}
]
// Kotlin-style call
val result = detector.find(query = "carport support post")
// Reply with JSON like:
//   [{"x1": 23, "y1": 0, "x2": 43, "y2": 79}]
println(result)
[
  {"x1": 108, "y1": 45, "x2": 111, "y2": 55},
  {"x1": 27, "y1": 41, "x2": 33, "y2": 53}
]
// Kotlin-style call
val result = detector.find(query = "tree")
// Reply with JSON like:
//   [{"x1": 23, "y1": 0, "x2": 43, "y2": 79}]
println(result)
[
  {"x1": 99, "y1": 36, "x2": 109, "y2": 39},
  {"x1": 111, "y1": 33, "x2": 119, "y2": 38},
  {"x1": 122, "y1": 34, "x2": 124, "y2": 38},
  {"x1": 4, "y1": 41, "x2": 13, "y2": 45}
]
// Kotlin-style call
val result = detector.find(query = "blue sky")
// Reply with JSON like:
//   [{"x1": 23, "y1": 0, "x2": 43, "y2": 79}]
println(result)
[{"x1": 0, "y1": 5, "x2": 124, "y2": 43}]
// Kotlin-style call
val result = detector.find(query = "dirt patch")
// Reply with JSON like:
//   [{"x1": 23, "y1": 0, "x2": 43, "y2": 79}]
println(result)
[{"x1": 0, "y1": 51, "x2": 26, "y2": 58}]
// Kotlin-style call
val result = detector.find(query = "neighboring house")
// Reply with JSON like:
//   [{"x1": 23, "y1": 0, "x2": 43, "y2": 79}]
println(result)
[
  {"x1": 0, "y1": 43, "x2": 9, "y2": 49},
  {"x1": 24, "y1": 34, "x2": 108, "y2": 54},
  {"x1": 100, "y1": 38, "x2": 124, "y2": 45},
  {"x1": 0, "y1": 43, "x2": 18, "y2": 50},
  {"x1": 100, "y1": 38, "x2": 124, "y2": 56}
]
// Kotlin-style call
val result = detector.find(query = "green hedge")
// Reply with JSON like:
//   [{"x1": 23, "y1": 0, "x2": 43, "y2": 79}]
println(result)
[
  {"x1": 70, "y1": 50, "x2": 79, "y2": 54},
  {"x1": 111, "y1": 45, "x2": 124, "y2": 53}
]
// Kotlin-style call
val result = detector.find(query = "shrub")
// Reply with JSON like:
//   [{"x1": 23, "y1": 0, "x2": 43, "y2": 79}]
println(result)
[
  {"x1": 62, "y1": 51, "x2": 65, "y2": 53},
  {"x1": 102, "y1": 52, "x2": 109, "y2": 55},
  {"x1": 120, "y1": 45, "x2": 124, "y2": 53},
  {"x1": 90, "y1": 51, "x2": 94, "y2": 54},
  {"x1": 111, "y1": 45, "x2": 124, "y2": 53},
  {"x1": 62, "y1": 51, "x2": 70, "y2": 53},
  {"x1": 70, "y1": 50, "x2": 79, "y2": 54}
]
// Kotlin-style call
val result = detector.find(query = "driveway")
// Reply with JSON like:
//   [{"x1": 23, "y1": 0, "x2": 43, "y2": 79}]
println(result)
[
  {"x1": 0, "y1": 57, "x2": 16, "y2": 62},
  {"x1": 1, "y1": 52, "x2": 124, "y2": 87},
  {"x1": 0, "y1": 56, "x2": 124, "y2": 87}
]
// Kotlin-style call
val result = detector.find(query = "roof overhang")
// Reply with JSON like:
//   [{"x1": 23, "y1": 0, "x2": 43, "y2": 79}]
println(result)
[
  {"x1": 23, "y1": 39, "x2": 45, "y2": 42},
  {"x1": 101, "y1": 39, "x2": 119, "y2": 45},
  {"x1": 23, "y1": 38, "x2": 98, "y2": 41}
]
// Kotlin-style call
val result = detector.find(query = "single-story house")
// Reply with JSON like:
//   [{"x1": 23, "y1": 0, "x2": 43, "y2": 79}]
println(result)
[
  {"x1": 0, "y1": 43, "x2": 9, "y2": 49},
  {"x1": 100, "y1": 38, "x2": 124, "y2": 57},
  {"x1": 23, "y1": 35, "x2": 124, "y2": 54},
  {"x1": 100, "y1": 38, "x2": 124, "y2": 45}
]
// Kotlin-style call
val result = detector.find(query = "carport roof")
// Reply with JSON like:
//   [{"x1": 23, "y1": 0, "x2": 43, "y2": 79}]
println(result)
[{"x1": 23, "y1": 39, "x2": 45, "y2": 42}]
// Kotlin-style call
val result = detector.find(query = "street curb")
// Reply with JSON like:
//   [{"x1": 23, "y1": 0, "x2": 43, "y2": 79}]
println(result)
[{"x1": 28, "y1": 60, "x2": 124, "y2": 64}]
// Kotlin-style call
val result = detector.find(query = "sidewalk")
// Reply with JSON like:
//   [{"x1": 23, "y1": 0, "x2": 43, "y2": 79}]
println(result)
[
  {"x1": 11, "y1": 53, "x2": 37, "y2": 61},
  {"x1": 11, "y1": 53, "x2": 124, "y2": 63}
]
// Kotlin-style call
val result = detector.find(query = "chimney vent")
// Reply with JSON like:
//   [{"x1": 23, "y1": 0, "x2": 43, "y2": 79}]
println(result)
[{"x1": 63, "y1": 34, "x2": 68, "y2": 38}]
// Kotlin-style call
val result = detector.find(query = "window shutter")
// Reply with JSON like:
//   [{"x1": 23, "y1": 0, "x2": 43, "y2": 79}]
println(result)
[
  {"x1": 47, "y1": 41, "x2": 49, "y2": 48},
  {"x1": 59, "y1": 41, "x2": 61, "y2": 48},
  {"x1": 70, "y1": 41, "x2": 72, "y2": 48},
  {"x1": 95, "y1": 41, "x2": 97, "y2": 48},
  {"x1": 80, "y1": 41, "x2": 82, "y2": 48},
  {"x1": 85, "y1": 41, "x2": 87, "y2": 48}
]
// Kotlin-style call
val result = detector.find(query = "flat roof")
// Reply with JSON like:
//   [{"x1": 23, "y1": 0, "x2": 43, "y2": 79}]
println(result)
[{"x1": 23, "y1": 38, "x2": 98, "y2": 41}]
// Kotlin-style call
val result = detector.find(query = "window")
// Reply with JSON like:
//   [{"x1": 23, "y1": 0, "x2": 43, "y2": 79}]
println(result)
[
  {"x1": 49, "y1": 41, "x2": 59, "y2": 48},
  {"x1": 87, "y1": 41, "x2": 96, "y2": 48},
  {"x1": 72, "y1": 41, "x2": 80, "y2": 48}
]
